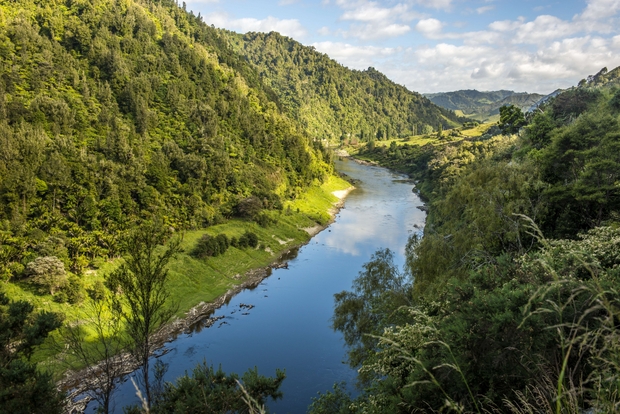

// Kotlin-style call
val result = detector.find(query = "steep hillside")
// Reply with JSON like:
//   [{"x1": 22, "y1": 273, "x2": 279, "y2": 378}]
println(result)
[
  {"x1": 0, "y1": 0, "x2": 332, "y2": 279},
  {"x1": 221, "y1": 31, "x2": 466, "y2": 143},
  {"x1": 426, "y1": 89, "x2": 544, "y2": 120},
  {"x1": 578, "y1": 65, "x2": 620, "y2": 88}
]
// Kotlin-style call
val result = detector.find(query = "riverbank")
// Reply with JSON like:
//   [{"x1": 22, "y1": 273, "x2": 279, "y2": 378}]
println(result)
[{"x1": 57, "y1": 176, "x2": 354, "y2": 412}]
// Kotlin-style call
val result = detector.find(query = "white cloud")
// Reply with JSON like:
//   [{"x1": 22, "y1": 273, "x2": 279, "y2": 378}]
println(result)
[
  {"x1": 312, "y1": 41, "x2": 399, "y2": 69},
  {"x1": 390, "y1": 34, "x2": 620, "y2": 93},
  {"x1": 415, "y1": 18, "x2": 444, "y2": 38},
  {"x1": 331, "y1": 1, "x2": 424, "y2": 39},
  {"x1": 513, "y1": 15, "x2": 575, "y2": 44},
  {"x1": 341, "y1": 3, "x2": 412, "y2": 22},
  {"x1": 204, "y1": 12, "x2": 307, "y2": 38},
  {"x1": 580, "y1": 0, "x2": 620, "y2": 22},
  {"x1": 279, "y1": 0, "x2": 299, "y2": 5},
  {"x1": 411, "y1": 0, "x2": 452, "y2": 11},
  {"x1": 476, "y1": 5, "x2": 494, "y2": 14},
  {"x1": 343, "y1": 23, "x2": 411, "y2": 40}
]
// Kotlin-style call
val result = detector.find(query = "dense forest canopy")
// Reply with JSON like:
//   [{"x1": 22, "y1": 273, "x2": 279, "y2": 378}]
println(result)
[
  {"x1": 0, "y1": 0, "x2": 334, "y2": 280},
  {"x1": 221, "y1": 30, "x2": 467, "y2": 144},
  {"x1": 316, "y1": 77, "x2": 620, "y2": 412}
]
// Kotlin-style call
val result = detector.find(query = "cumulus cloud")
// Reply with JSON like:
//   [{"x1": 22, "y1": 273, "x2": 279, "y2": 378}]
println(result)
[
  {"x1": 415, "y1": 18, "x2": 444, "y2": 38},
  {"x1": 391, "y1": 34, "x2": 620, "y2": 93},
  {"x1": 331, "y1": 1, "x2": 424, "y2": 39},
  {"x1": 580, "y1": 0, "x2": 620, "y2": 22},
  {"x1": 312, "y1": 41, "x2": 399, "y2": 69},
  {"x1": 197, "y1": 0, "x2": 620, "y2": 93},
  {"x1": 204, "y1": 12, "x2": 307, "y2": 38}
]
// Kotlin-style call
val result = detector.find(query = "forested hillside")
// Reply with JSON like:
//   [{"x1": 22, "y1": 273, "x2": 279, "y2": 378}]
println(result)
[
  {"x1": 314, "y1": 80, "x2": 620, "y2": 412},
  {"x1": 0, "y1": 0, "x2": 332, "y2": 280},
  {"x1": 221, "y1": 31, "x2": 466, "y2": 144},
  {"x1": 425, "y1": 89, "x2": 544, "y2": 120}
]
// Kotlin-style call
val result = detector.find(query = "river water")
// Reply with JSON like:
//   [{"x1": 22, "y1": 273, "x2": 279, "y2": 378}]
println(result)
[{"x1": 100, "y1": 158, "x2": 426, "y2": 413}]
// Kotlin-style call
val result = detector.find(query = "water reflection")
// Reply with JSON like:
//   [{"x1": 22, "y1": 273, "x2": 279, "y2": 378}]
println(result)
[{"x1": 96, "y1": 158, "x2": 426, "y2": 414}]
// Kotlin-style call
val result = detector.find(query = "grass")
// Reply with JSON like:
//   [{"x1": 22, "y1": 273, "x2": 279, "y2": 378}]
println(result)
[
  {"x1": 17, "y1": 174, "x2": 353, "y2": 377},
  {"x1": 459, "y1": 122, "x2": 496, "y2": 138},
  {"x1": 361, "y1": 121, "x2": 497, "y2": 149}
]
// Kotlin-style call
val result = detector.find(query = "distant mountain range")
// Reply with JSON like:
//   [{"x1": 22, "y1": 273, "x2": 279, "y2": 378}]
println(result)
[{"x1": 425, "y1": 90, "x2": 545, "y2": 121}]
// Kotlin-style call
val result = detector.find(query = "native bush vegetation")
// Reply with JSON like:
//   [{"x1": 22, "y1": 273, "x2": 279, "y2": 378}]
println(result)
[
  {"x1": 222, "y1": 31, "x2": 467, "y2": 144},
  {"x1": 0, "y1": 0, "x2": 333, "y2": 291},
  {"x1": 316, "y1": 84, "x2": 620, "y2": 412}
]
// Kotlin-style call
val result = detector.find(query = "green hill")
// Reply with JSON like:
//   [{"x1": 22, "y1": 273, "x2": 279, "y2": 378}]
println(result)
[
  {"x1": 0, "y1": 0, "x2": 333, "y2": 280},
  {"x1": 425, "y1": 89, "x2": 544, "y2": 121},
  {"x1": 220, "y1": 31, "x2": 466, "y2": 143}
]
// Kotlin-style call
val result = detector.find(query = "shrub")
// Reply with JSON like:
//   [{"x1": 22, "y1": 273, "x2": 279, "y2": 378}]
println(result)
[
  {"x1": 65, "y1": 275, "x2": 85, "y2": 304},
  {"x1": 26, "y1": 256, "x2": 68, "y2": 295},
  {"x1": 191, "y1": 233, "x2": 231, "y2": 259},
  {"x1": 88, "y1": 280, "x2": 107, "y2": 301},
  {"x1": 215, "y1": 234, "x2": 230, "y2": 253},
  {"x1": 239, "y1": 231, "x2": 259, "y2": 248},
  {"x1": 53, "y1": 291, "x2": 68, "y2": 304}
]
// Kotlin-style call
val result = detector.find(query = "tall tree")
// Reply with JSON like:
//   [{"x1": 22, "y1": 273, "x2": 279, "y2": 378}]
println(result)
[
  {"x1": 0, "y1": 292, "x2": 64, "y2": 414},
  {"x1": 498, "y1": 104, "x2": 526, "y2": 135},
  {"x1": 106, "y1": 221, "x2": 182, "y2": 408},
  {"x1": 61, "y1": 289, "x2": 128, "y2": 414}
]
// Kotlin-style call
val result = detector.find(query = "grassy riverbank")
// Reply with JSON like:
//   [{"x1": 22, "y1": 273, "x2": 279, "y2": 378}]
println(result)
[{"x1": 16, "y1": 174, "x2": 351, "y2": 376}]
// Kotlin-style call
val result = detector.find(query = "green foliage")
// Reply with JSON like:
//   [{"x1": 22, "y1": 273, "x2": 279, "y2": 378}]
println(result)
[
  {"x1": 146, "y1": 362, "x2": 286, "y2": 414},
  {"x1": 330, "y1": 84, "x2": 620, "y2": 413},
  {"x1": 333, "y1": 244, "x2": 414, "y2": 374},
  {"x1": 308, "y1": 383, "x2": 355, "y2": 414},
  {"x1": 237, "y1": 230, "x2": 259, "y2": 249},
  {"x1": 0, "y1": 0, "x2": 332, "y2": 304},
  {"x1": 0, "y1": 292, "x2": 64, "y2": 414},
  {"x1": 525, "y1": 110, "x2": 557, "y2": 148},
  {"x1": 499, "y1": 104, "x2": 526, "y2": 135},
  {"x1": 105, "y1": 220, "x2": 182, "y2": 407},
  {"x1": 223, "y1": 31, "x2": 466, "y2": 143},
  {"x1": 538, "y1": 110, "x2": 620, "y2": 237},
  {"x1": 191, "y1": 233, "x2": 226, "y2": 258},
  {"x1": 87, "y1": 280, "x2": 107, "y2": 302},
  {"x1": 25, "y1": 256, "x2": 68, "y2": 295}
]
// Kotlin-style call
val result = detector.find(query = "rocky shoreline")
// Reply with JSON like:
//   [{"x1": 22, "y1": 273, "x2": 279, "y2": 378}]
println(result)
[{"x1": 59, "y1": 186, "x2": 354, "y2": 413}]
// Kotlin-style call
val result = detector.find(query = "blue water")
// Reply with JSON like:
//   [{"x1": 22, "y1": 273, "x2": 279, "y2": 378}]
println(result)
[{"x1": 98, "y1": 158, "x2": 426, "y2": 413}]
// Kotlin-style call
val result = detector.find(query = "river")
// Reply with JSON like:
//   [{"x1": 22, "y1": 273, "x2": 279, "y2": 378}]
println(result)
[{"x1": 96, "y1": 158, "x2": 426, "y2": 413}]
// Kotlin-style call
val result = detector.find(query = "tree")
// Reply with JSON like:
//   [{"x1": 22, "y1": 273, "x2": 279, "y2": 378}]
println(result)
[
  {"x1": 143, "y1": 363, "x2": 286, "y2": 414},
  {"x1": 61, "y1": 291, "x2": 128, "y2": 414},
  {"x1": 498, "y1": 104, "x2": 526, "y2": 135},
  {"x1": 106, "y1": 221, "x2": 182, "y2": 408},
  {"x1": 332, "y1": 245, "x2": 414, "y2": 376},
  {"x1": 26, "y1": 256, "x2": 68, "y2": 295},
  {"x1": 0, "y1": 292, "x2": 64, "y2": 414}
]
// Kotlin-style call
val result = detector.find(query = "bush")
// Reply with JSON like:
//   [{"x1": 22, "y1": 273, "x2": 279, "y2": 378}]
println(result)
[
  {"x1": 238, "y1": 231, "x2": 259, "y2": 248},
  {"x1": 191, "y1": 233, "x2": 231, "y2": 259},
  {"x1": 53, "y1": 291, "x2": 68, "y2": 304},
  {"x1": 65, "y1": 275, "x2": 85, "y2": 304},
  {"x1": 26, "y1": 256, "x2": 68, "y2": 295},
  {"x1": 215, "y1": 234, "x2": 229, "y2": 253},
  {"x1": 88, "y1": 280, "x2": 106, "y2": 301}
]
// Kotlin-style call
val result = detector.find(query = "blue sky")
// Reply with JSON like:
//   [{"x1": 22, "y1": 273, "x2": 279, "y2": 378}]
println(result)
[{"x1": 186, "y1": 0, "x2": 620, "y2": 94}]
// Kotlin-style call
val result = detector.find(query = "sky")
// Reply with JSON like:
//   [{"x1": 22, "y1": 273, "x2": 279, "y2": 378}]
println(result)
[{"x1": 184, "y1": 0, "x2": 620, "y2": 94}]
